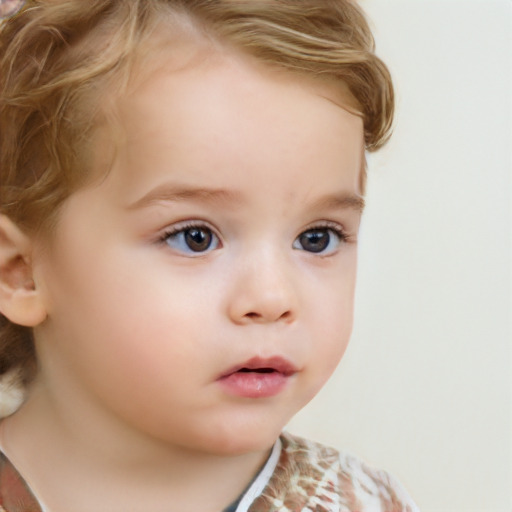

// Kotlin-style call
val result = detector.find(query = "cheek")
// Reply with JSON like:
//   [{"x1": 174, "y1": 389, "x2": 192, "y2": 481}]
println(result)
[
  {"x1": 310, "y1": 255, "x2": 357, "y2": 323},
  {"x1": 298, "y1": 262, "x2": 356, "y2": 386},
  {"x1": 321, "y1": 263, "x2": 357, "y2": 353},
  {"x1": 40, "y1": 245, "x2": 197, "y2": 381}
]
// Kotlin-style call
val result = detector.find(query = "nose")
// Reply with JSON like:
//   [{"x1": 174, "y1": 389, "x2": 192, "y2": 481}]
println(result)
[{"x1": 226, "y1": 248, "x2": 298, "y2": 325}]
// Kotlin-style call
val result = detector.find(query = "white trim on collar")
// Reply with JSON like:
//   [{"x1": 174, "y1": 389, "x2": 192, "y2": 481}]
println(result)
[{"x1": 234, "y1": 437, "x2": 283, "y2": 512}]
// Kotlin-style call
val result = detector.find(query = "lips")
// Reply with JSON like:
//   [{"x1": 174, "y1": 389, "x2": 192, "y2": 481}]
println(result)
[
  {"x1": 218, "y1": 357, "x2": 298, "y2": 398},
  {"x1": 220, "y1": 356, "x2": 298, "y2": 378}
]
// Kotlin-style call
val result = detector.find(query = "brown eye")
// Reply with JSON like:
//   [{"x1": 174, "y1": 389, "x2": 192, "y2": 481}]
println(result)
[
  {"x1": 164, "y1": 225, "x2": 220, "y2": 254},
  {"x1": 184, "y1": 228, "x2": 213, "y2": 252},
  {"x1": 293, "y1": 227, "x2": 345, "y2": 255},
  {"x1": 298, "y1": 230, "x2": 330, "y2": 253}
]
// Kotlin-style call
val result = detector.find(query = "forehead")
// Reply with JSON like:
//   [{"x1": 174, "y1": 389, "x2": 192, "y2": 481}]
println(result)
[{"x1": 93, "y1": 39, "x2": 364, "y2": 204}]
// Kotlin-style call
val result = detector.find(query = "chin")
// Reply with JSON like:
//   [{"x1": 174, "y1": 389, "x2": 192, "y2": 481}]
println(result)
[{"x1": 190, "y1": 422, "x2": 284, "y2": 457}]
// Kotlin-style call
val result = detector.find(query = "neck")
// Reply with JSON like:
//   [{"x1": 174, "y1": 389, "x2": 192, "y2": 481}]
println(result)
[{"x1": 0, "y1": 380, "x2": 274, "y2": 512}]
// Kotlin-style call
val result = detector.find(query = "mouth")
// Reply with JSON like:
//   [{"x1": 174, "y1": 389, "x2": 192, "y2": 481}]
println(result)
[
  {"x1": 220, "y1": 356, "x2": 298, "y2": 379},
  {"x1": 217, "y1": 357, "x2": 298, "y2": 398}
]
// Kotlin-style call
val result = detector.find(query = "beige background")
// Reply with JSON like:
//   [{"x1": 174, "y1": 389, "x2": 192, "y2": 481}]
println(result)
[{"x1": 288, "y1": 1, "x2": 512, "y2": 511}]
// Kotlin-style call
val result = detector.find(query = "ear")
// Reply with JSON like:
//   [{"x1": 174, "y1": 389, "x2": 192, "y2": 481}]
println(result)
[{"x1": 0, "y1": 215, "x2": 47, "y2": 327}]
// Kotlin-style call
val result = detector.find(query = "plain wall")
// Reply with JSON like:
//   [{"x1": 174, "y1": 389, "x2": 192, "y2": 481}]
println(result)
[{"x1": 287, "y1": 1, "x2": 512, "y2": 511}]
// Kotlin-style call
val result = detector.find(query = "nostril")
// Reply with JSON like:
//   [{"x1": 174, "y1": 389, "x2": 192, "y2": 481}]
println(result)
[
  {"x1": 276, "y1": 310, "x2": 293, "y2": 323},
  {"x1": 242, "y1": 309, "x2": 293, "y2": 323}
]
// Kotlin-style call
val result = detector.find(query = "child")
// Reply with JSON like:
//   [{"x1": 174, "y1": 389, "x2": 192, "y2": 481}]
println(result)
[{"x1": 0, "y1": 1, "x2": 419, "y2": 511}]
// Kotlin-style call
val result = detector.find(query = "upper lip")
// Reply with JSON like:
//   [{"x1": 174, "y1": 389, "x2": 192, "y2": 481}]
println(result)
[{"x1": 219, "y1": 356, "x2": 298, "y2": 379}]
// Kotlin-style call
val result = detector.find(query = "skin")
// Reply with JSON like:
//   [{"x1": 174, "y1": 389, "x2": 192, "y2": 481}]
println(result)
[{"x1": 0, "y1": 39, "x2": 364, "y2": 512}]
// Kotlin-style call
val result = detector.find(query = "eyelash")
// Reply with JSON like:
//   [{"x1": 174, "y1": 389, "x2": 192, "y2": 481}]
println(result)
[
  {"x1": 159, "y1": 221, "x2": 214, "y2": 238},
  {"x1": 157, "y1": 220, "x2": 351, "y2": 255},
  {"x1": 292, "y1": 221, "x2": 350, "y2": 256},
  {"x1": 305, "y1": 221, "x2": 349, "y2": 242},
  {"x1": 158, "y1": 220, "x2": 221, "y2": 247}
]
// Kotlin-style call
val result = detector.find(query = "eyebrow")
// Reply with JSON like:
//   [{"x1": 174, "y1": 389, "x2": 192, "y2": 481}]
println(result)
[
  {"x1": 127, "y1": 183, "x2": 242, "y2": 210},
  {"x1": 127, "y1": 182, "x2": 365, "y2": 213},
  {"x1": 311, "y1": 193, "x2": 365, "y2": 212}
]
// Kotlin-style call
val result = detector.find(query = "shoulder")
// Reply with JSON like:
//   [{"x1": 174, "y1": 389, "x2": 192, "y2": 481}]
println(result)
[
  {"x1": 253, "y1": 432, "x2": 419, "y2": 512},
  {"x1": 336, "y1": 445, "x2": 420, "y2": 512}
]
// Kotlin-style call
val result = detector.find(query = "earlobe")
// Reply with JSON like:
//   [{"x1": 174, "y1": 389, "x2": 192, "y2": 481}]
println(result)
[{"x1": 0, "y1": 215, "x2": 47, "y2": 327}]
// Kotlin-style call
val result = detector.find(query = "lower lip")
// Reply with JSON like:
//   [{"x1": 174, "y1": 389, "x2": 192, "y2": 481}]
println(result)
[{"x1": 218, "y1": 372, "x2": 291, "y2": 398}]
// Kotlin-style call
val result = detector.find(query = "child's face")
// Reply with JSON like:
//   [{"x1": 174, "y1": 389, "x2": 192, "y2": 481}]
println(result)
[{"x1": 32, "y1": 43, "x2": 364, "y2": 455}]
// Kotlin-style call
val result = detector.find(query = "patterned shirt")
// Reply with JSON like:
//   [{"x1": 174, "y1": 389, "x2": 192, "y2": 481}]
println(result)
[{"x1": 0, "y1": 432, "x2": 419, "y2": 512}]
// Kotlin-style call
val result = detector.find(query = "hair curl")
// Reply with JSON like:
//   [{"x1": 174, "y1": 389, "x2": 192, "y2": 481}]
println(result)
[{"x1": 0, "y1": 0, "x2": 394, "y2": 385}]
